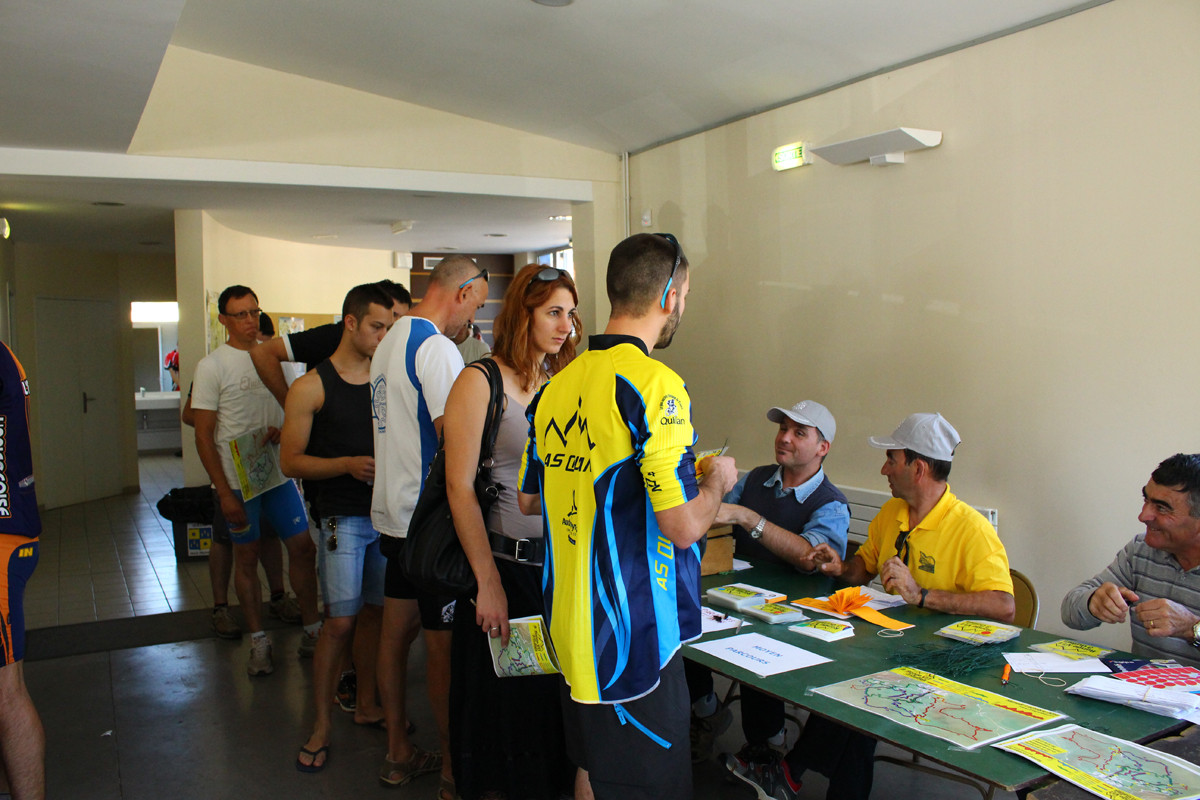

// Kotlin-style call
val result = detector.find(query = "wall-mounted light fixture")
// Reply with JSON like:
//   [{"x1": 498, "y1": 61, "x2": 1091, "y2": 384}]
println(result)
[
  {"x1": 0, "y1": 218, "x2": 9, "y2": 239},
  {"x1": 811, "y1": 128, "x2": 942, "y2": 167},
  {"x1": 772, "y1": 142, "x2": 812, "y2": 172},
  {"x1": 391, "y1": 220, "x2": 415, "y2": 235}
]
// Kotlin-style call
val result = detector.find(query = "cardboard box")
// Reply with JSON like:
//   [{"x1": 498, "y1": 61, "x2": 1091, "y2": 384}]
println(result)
[
  {"x1": 172, "y1": 520, "x2": 212, "y2": 561},
  {"x1": 701, "y1": 524, "x2": 734, "y2": 576}
]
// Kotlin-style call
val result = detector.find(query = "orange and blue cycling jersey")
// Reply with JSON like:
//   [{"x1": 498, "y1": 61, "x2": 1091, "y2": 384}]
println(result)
[
  {"x1": 0, "y1": 341, "x2": 40, "y2": 665},
  {"x1": 0, "y1": 342, "x2": 39, "y2": 539},
  {"x1": 520, "y1": 334, "x2": 701, "y2": 704}
]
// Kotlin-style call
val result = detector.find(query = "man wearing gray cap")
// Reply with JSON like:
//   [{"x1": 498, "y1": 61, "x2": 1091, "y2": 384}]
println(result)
[
  {"x1": 717, "y1": 400, "x2": 850, "y2": 570},
  {"x1": 730, "y1": 412, "x2": 1014, "y2": 800},
  {"x1": 692, "y1": 401, "x2": 849, "y2": 764}
]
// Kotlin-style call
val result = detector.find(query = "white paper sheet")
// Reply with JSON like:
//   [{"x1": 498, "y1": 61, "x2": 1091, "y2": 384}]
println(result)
[
  {"x1": 1003, "y1": 652, "x2": 1110, "y2": 673},
  {"x1": 701, "y1": 606, "x2": 748, "y2": 634},
  {"x1": 688, "y1": 631, "x2": 831, "y2": 677}
]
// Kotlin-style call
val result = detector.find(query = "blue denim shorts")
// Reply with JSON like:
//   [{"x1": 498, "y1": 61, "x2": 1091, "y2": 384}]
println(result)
[
  {"x1": 228, "y1": 481, "x2": 308, "y2": 545},
  {"x1": 317, "y1": 515, "x2": 385, "y2": 618}
]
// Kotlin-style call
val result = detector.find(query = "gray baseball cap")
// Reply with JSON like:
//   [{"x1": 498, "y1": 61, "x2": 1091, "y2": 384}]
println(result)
[
  {"x1": 766, "y1": 400, "x2": 836, "y2": 443},
  {"x1": 868, "y1": 412, "x2": 960, "y2": 461}
]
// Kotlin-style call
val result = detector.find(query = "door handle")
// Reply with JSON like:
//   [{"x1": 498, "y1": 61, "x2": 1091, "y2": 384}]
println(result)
[{"x1": 83, "y1": 392, "x2": 98, "y2": 413}]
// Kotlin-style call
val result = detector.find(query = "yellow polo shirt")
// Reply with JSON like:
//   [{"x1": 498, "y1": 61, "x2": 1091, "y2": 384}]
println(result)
[{"x1": 856, "y1": 487, "x2": 1013, "y2": 595}]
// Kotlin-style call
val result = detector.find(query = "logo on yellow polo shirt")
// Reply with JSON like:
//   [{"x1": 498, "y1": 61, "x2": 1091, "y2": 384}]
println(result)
[{"x1": 918, "y1": 551, "x2": 935, "y2": 574}]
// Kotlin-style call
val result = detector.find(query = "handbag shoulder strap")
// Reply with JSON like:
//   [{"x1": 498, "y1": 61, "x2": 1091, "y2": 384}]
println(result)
[{"x1": 465, "y1": 357, "x2": 505, "y2": 461}]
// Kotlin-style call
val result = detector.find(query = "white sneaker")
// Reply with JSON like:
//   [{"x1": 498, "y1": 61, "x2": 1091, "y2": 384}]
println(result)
[{"x1": 247, "y1": 636, "x2": 274, "y2": 676}]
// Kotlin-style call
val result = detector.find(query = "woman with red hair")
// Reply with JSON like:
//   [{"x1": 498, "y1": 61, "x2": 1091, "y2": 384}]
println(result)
[{"x1": 444, "y1": 263, "x2": 581, "y2": 800}]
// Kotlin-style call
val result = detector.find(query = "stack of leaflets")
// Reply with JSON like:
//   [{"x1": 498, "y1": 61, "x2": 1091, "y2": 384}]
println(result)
[
  {"x1": 1029, "y1": 638, "x2": 1112, "y2": 660},
  {"x1": 1066, "y1": 675, "x2": 1200, "y2": 721},
  {"x1": 742, "y1": 602, "x2": 809, "y2": 625},
  {"x1": 789, "y1": 619, "x2": 855, "y2": 642},
  {"x1": 706, "y1": 583, "x2": 786, "y2": 610},
  {"x1": 488, "y1": 615, "x2": 561, "y2": 678},
  {"x1": 935, "y1": 619, "x2": 1021, "y2": 645}
]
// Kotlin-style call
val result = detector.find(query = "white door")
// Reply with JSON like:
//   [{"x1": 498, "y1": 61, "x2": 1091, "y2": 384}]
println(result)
[{"x1": 34, "y1": 298, "x2": 123, "y2": 508}]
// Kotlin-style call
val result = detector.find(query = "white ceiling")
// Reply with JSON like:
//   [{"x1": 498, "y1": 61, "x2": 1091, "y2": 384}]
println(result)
[{"x1": 0, "y1": 0, "x2": 1105, "y2": 255}]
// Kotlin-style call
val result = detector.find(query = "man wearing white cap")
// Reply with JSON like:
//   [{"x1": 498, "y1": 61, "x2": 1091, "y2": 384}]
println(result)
[
  {"x1": 730, "y1": 412, "x2": 1014, "y2": 800},
  {"x1": 811, "y1": 411, "x2": 1014, "y2": 621},
  {"x1": 693, "y1": 402, "x2": 849, "y2": 764}
]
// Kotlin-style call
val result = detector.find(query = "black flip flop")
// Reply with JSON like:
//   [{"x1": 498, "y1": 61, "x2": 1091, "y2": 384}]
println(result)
[{"x1": 296, "y1": 744, "x2": 330, "y2": 773}]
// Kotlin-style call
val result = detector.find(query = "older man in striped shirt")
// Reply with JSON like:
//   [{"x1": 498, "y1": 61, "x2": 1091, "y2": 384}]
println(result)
[{"x1": 1062, "y1": 453, "x2": 1200, "y2": 666}]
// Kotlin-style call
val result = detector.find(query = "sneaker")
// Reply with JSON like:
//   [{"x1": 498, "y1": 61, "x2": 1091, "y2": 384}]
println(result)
[
  {"x1": 267, "y1": 593, "x2": 302, "y2": 624},
  {"x1": 724, "y1": 751, "x2": 801, "y2": 800},
  {"x1": 247, "y1": 637, "x2": 274, "y2": 676},
  {"x1": 211, "y1": 606, "x2": 242, "y2": 639},
  {"x1": 690, "y1": 704, "x2": 733, "y2": 763},
  {"x1": 335, "y1": 670, "x2": 357, "y2": 712},
  {"x1": 298, "y1": 628, "x2": 320, "y2": 659}
]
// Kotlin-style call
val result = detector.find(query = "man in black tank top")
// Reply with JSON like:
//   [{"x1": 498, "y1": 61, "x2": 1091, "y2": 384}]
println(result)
[
  {"x1": 279, "y1": 284, "x2": 413, "y2": 775},
  {"x1": 687, "y1": 401, "x2": 850, "y2": 775}
]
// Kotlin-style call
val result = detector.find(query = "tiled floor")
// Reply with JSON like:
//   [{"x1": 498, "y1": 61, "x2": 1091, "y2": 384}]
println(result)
[
  {"x1": 21, "y1": 456, "x2": 1021, "y2": 799},
  {"x1": 26, "y1": 454, "x2": 269, "y2": 629}
]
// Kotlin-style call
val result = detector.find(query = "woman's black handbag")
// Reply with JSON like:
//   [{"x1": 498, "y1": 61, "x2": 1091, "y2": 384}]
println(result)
[{"x1": 399, "y1": 357, "x2": 504, "y2": 596}]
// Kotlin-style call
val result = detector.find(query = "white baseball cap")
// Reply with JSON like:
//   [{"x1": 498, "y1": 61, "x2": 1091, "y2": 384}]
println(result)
[
  {"x1": 868, "y1": 412, "x2": 960, "y2": 461},
  {"x1": 766, "y1": 400, "x2": 836, "y2": 443}
]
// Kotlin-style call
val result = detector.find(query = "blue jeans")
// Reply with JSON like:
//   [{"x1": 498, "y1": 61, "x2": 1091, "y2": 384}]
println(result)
[{"x1": 317, "y1": 515, "x2": 385, "y2": 617}]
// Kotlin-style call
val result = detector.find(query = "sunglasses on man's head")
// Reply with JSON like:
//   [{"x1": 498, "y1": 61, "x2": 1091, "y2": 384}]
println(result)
[
  {"x1": 458, "y1": 268, "x2": 489, "y2": 289},
  {"x1": 652, "y1": 232, "x2": 683, "y2": 309}
]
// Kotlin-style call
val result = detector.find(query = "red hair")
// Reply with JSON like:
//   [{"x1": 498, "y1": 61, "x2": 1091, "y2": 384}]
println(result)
[{"x1": 491, "y1": 264, "x2": 581, "y2": 393}]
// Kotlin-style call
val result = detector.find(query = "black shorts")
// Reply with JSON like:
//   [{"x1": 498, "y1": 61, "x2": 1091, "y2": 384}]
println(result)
[
  {"x1": 0, "y1": 535, "x2": 38, "y2": 665},
  {"x1": 380, "y1": 535, "x2": 456, "y2": 631},
  {"x1": 561, "y1": 652, "x2": 692, "y2": 800}
]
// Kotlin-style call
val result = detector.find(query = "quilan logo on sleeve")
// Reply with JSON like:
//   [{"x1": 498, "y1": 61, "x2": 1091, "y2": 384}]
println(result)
[{"x1": 659, "y1": 395, "x2": 685, "y2": 425}]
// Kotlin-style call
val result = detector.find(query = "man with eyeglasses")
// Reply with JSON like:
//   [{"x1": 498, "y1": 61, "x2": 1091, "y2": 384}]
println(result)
[
  {"x1": 733, "y1": 412, "x2": 1014, "y2": 800},
  {"x1": 192, "y1": 285, "x2": 321, "y2": 677},
  {"x1": 518, "y1": 233, "x2": 738, "y2": 799},
  {"x1": 370, "y1": 256, "x2": 488, "y2": 794}
]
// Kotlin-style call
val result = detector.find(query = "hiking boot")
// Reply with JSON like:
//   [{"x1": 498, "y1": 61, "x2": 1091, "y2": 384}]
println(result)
[
  {"x1": 724, "y1": 750, "x2": 801, "y2": 800},
  {"x1": 267, "y1": 593, "x2": 302, "y2": 624},
  {"x1": 247, "y1": 636, "x2": 274, "y2": 676},
  {"x1": 298, "y1": 628, "x2": 320, "y2": 658},
  {"x1": 211, "y1": 606, "x2": 242, "y2": 639},
  {"x1": 690, "y1": 703, "x2": 732, "y2": 763},
  {"x1": 336, "y1": 670, "x2": 357, "y2": 712}
]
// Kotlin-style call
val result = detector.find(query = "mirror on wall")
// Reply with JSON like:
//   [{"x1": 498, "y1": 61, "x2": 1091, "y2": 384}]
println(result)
[{"x1": 131, "y1": 302, "x2": 179, "y2": 393}]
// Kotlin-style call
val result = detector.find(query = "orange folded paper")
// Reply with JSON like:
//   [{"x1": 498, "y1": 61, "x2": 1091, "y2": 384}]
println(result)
[{"x1": 794, "y1": 586, "x2": 913, "y2": 631}]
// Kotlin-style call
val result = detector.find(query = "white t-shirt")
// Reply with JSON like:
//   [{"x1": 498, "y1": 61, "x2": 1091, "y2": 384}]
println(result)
[
  {"x1": 192, "y1": 343, "x2": 284, "y2": 488},
  {"x1": 370, "y1": 316, "x2": 464, "y2": 538}
]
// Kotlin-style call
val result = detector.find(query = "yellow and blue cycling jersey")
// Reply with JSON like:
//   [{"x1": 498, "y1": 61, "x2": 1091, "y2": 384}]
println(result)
[{"x1": 519, "y1": 334, "x2": 702, "y2": 704}]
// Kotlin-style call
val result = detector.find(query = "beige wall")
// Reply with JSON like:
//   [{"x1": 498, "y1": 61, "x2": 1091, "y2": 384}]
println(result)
[
  {"x1": 629, "y1": 0, "x2": 1200, "y2": 648},
  {"x1": 12, "y1": 245, "x2": 177, "y2": 495}
]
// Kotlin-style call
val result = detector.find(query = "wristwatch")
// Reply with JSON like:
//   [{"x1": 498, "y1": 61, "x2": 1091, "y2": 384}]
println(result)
[
  {"x1": 750, "y1": 516, "x2": 767, "y2": 540},
  {"x1": 1191, "y1": 620, "x2": 1200, "y2": 649}
]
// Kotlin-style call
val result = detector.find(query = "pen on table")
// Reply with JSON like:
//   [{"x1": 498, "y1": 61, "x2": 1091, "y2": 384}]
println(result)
[{"x1": 1001, "y1": 664, "x2": 1012, "y2": 686}]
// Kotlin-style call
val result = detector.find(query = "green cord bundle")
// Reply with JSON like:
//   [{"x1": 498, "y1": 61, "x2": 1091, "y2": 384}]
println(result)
[{"x1": 888, "y1": 640, "x2": 1007, "y2": 678}]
